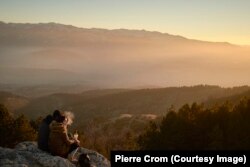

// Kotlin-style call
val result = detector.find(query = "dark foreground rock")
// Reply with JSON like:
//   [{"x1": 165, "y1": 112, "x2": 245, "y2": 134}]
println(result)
[{"x1": 0, "y1": 141, "x2": 110, "y2": 167}]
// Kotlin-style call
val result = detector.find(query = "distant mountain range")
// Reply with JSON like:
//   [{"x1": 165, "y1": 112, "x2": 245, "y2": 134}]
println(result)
[
  {"x1": 0, "y1": 21, "x2": 250, "y2": 88},
  {"x1": 0, "y1": 21, "x2": 233, "y2": 46}
]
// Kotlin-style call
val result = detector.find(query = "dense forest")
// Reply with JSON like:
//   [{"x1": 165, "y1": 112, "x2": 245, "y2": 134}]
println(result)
[
  {"x1": 0, "y1": 104, "x2": 37, "y2": 148},
  {"x1": 138, "y1": 99, "x2": 250, "y2": 150}
]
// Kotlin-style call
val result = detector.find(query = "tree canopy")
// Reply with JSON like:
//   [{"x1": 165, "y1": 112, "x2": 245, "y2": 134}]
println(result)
[
  {"x1": 0, "y1": 104, "x2": 37, "y2": 148},
  {"x1": 138, "y1": 99, "x2": 250, "y2": 150}
]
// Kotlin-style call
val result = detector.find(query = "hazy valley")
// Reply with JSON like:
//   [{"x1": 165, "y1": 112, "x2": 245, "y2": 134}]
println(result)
[
  {"x1": 1, "y1": 21, "x2": 250, "y2": 158},
  {"x1": 1, "y1": 21, "x2": 250, "y2": 89},
  {"x1": 1, "y1": 85, "x2": 250, "y2": 129}
]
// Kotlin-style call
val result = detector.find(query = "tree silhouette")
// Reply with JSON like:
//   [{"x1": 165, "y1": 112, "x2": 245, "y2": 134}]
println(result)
[
  {"x1": 138, "y1": 99, "x2": 250, "y2": 150},
  {"x1": 0, "y1": 104, "x2": 37, "y2": 148}
]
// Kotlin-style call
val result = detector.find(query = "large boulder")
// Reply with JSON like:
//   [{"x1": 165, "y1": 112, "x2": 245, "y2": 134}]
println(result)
[{"x1": 0, "y1": 141, "x2": 110, "y2": 167}]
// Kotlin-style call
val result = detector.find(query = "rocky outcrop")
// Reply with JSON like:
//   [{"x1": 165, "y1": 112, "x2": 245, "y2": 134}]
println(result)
[{"x1": 0, "y1": 141, "x2": 110, "y2": 167}]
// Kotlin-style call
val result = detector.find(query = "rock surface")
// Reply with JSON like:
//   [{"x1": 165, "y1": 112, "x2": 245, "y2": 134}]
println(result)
[{"x1": 0, "y1": 141, "x2": 110, "y2": 167}]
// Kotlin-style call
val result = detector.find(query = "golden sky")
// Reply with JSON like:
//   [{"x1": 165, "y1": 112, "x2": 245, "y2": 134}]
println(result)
[{"x1": 0, "y1": 0, "x2": 250, "y2": 45}]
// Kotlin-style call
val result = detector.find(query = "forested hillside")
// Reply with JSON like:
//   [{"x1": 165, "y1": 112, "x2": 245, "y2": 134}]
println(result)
[
  {"x1": 1, "y1": 87, "x2": 250, "y2": 157},
  {"x1": 13, "y1": 85, "x2": 249, "y2": 123},
  {"x1": 138, "y1": 99, "x2": 250, "y2": 150}
]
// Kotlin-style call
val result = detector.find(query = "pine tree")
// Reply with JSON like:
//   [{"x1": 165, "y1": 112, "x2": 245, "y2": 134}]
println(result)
[
  {"x1": 0, "y1": 104, "x2": 37, "y2": 148},
  {"x1": 0, "y1": 104, "x2": 14, "y2": 147}
]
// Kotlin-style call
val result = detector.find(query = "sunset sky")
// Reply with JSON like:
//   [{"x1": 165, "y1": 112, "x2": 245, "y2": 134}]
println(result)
[{"x1": 0, "y1": 0, "x2": 249, "y2": 45}]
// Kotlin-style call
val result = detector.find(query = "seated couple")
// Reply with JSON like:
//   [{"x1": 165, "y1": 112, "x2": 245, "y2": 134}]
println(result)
[{"x1": 37, "y1": 110, "x2": 90, "y2": 167}]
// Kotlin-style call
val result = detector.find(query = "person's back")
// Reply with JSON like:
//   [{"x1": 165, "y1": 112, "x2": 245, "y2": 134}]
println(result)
[
  {"x1": 37, "y1": 115, "x2": 53, "y2": 152},
  {"x1": 49, "y1": 115, "x2": 75, "y2": 158},
  {"x1": 37, "y1": 110, "x2": 62, "y2": 152}
]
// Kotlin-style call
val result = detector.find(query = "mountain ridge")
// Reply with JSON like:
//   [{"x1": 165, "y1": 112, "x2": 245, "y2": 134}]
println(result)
[
  {"x1": 0, "y1": 21, "x2": 239, "y2": 47},
  {"x1": 1, "y1": 21, "x2": 250, "y2": 87}
]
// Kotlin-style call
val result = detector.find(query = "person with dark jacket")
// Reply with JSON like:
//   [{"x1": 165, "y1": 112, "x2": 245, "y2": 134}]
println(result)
[
  {"x1": 37, "y1": 110, "x2": 62, "y2": 152},
  {"x1": 48, "y1": 114, "x2": 80, "y2": 158}
]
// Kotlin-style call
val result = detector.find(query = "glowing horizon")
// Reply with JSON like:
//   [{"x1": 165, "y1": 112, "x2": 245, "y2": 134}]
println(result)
[{"x1": 0, "y1": 0, "x2": 250, "y2": 45}]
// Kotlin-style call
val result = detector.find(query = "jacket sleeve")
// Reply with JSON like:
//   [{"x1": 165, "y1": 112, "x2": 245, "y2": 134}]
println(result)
[{"x1": 61, "y1": 125, "x2": 75, "y2": 145}]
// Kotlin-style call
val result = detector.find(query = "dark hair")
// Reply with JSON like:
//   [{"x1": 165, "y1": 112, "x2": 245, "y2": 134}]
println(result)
[
  {"x1": 53, "y1": 110, "x2": 62, "y2": 119},
  {"x1": 78, "y1": 153, "x2": 91, "y2": 167},
  {"x1": 44, "y1": 115, "x2": 53, "y2": 124},
  {"x1": 56, "y1": 115, "x2": 66, "y2": 123}
]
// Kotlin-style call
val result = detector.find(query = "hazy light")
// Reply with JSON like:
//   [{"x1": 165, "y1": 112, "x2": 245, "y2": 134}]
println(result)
[{"x1": 0, "y1": 0, "x2": 250, "y2": 45}]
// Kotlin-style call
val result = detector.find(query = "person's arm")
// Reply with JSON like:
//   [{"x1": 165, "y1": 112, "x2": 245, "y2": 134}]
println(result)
[{"x1": 61, "y1": 126, "x2": 75, "y2": 145}]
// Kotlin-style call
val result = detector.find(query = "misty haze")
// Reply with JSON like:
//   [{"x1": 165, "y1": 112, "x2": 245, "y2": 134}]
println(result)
[
  {"x1": 1, "y1": 1, "x2": 250, "y2": 166},
  {"x1": 1, "y1": 21, "x2": 250, "y2": 89},
  {"x1": 1, "y1": 21, "x2": 250, "y2": 142}
]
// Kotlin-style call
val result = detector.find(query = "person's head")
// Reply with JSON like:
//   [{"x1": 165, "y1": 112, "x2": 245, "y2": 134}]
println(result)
[
  {"x1": 64, "y1": 111, "x2": 74, "y2": 126},
  {"x1": 53, "y1": 110, "x2": 62, "y2": 120},
  {"x1": 56, "y1": 115, "x2": 66, "y2": 123}
]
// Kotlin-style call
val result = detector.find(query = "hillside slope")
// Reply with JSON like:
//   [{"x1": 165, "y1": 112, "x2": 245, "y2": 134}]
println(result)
[{"x1": 13, "y1": 86, "x2": 250, "y2": 125}]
